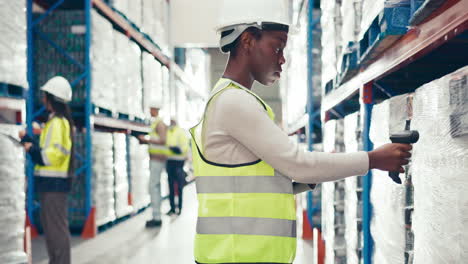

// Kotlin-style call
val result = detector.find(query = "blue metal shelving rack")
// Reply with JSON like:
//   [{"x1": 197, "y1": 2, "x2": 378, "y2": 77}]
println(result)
[
  {"x1": 25, "y1": 0, "x2": 179, "y2": 238},
  {"x1": 305, "y1": 0, "x2": 322, "y2": 230}
]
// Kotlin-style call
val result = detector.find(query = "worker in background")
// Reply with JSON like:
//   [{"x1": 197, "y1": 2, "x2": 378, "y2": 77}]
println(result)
[
  {"x1": 20, "y1": 76, "x2": 73, "y2": 264},
  {"x1": 165, "y1": 118, "x2": 189, "y2": 216},
  {"x1": 138, "y1": 102, "x2": 169, "y2": 228},
  {"x1": 190, "y1": 0, "x2": 413, "y2": 263}
]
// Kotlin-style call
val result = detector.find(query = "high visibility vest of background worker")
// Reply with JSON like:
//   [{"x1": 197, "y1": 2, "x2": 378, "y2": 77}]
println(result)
[
  {"x1": 138, "y1": 101, "x2": 170, "y2": 228},
  {"x1": 165, "y1": 118, "x2": 190, "y2": 216},
  {"x1": 20, "y1": 76, "x2": 74, "y2": 264},
  {"x1": 190, "y1": 1, "x2": 414, "y2": 263}
]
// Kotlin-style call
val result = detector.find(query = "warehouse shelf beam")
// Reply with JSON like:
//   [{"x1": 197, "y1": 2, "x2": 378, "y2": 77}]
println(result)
[
  {"x1": 321, "y1": 0, "x2": 468, "y2": 117},
  {"x1": 93, "y1": 116, "x2": 150, "y2": 133}
]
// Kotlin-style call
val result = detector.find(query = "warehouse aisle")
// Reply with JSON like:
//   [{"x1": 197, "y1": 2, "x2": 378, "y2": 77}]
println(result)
[{"x1": 32, "y1": 183, "x2": 313, "y2": 263}]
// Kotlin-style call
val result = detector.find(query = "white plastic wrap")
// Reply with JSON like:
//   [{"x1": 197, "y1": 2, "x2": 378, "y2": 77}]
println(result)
[
  {"x1": 91, "y1": 10, "x2": 116, "y2": 111},
  {"x1": 283, "y1": 13, "x2": 308, "y2": 129},
  {"x1": 141, "y1": 0, "x2": 169, "y2": 54},
  {"x1": 126, "y1": 0, "x2": 142, "y2": 27},
  {"x1": 92, "y1": 132, "x2": 116, "y2": 226},
  {"x1": 127, "y1": 41, "x2": 143, "y2": 118},
  {"x1": 320, "y1": 4, "x2": 338, "y2": 92},
  {"x1": 113, "y1": 133, "x2": 132, "y2": 218},
  {"x1": 114, "y1": 33, "x2": 131, "y2": 115},
  {"x1": 0, "y1": 1, "x2": 27, "y2": 87},
  {"x1": 129, "y1": 136, "x2": 151, "y2": 211},
  {"x1": 344, "y1": 112, "x2": 360, "y2": 264},
  {"x1": 360, "y1": 0, "x2": 409, "y2": 39},
  {"x1": 412, "y1": 66, "x2": 468, "y2": 263},
  {"x1": 113, "y1": 33, "x2": 143, "y2": 117},
  {"x1": 142, "y1": 51, "x2": 163, "y2": 117},
  {"x1": 111, "y1": 0, "x2": 128, "y2": 17},
  {"x1": 369, "y1": 95, "x2": 408, "y2": 264},
  {"x1": 322, "y1": 120, "x2": 336, "y2": 264},
  {"x1": 341, "y1": 0, "x2": 362, "y2": 48},
  {"x1": 0, "y1": 125, "x2": 27, "y2": 264}
]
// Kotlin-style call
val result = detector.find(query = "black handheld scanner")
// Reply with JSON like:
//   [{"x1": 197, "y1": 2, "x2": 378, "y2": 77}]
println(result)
[{"x1": 388, "y1": 130, "x2": 419, "y2": 184}]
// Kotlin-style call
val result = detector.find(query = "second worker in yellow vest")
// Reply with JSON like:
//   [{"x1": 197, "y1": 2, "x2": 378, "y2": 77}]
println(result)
[{"x1": 165, "y1": 118, "x2": 189, "y2": 216}]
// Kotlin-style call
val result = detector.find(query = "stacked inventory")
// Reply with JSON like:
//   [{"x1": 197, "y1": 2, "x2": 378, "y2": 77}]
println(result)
[
  {"x1": 141, "y1": 0, "x2": 170, "y2": 54},
  {"x1": 129, "y1": 136, "x2": 151, "y2": 211},
  {"x1": 0, "y1": 125, "x2": 27, "y2": 264},
  {"x1": 92, "y1": 132, "x2": 116, "y2": 226},
  {"x1": 91, "y1": 10, "x2": 116, "y2": 111},
  {"x1": 320, "y1": 0, "x2": 339, "y2": 94},
  {"x1": 369, "y1": 95, "x2": 408, "y2": 264},
  {"x1": 113, "y1": 33, "x2": 144, "y2": 118},
  {"x1": 343, "y1": 112, "x2": 363, "y2": 264},
  {"x1": 338, "y1": 0, "x2": 362, "y2": 82},
  {"x1": 411, "y1": 66, "x2": 468, "y2": 263},
  {"x1": 0, "y1": 1, "x2": 27, "y2": 88},
  {"x1": 322, "y1": 120, "x2": 347, "y2": 264},
  {"x1": 142, "y1": 51, "x2": 163, "y2": 117},
  {"x1": 113, "y1": 133, "x2": 132, "y2": 218}
]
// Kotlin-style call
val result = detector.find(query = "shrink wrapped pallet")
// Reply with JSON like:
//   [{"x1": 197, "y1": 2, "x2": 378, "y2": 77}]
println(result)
[
  {"x1": 113, "y1": 133, "x2": 132, "y2": 218},
  {"x1": 322, "y1": 120, "x2": 337, "y2": 264},
  {"x1": 0, "y1": 1, "x2": 27, "y2": 87},
  {"x1": 369, "y1": 95, "x2": 408, "y2": 264},
  {"x1": 142, "y1": 52, "x2": 163, "y2": 117},
  {"x1": 343, "y1": 112, "x2": 361, "y2": 264},
  {"x1": 92, "y1": 132, "x2": 116, "y2": 226},
  {"x1": 0, "y1": 125, "x2": 27, "y2": 264},
  {"x1": 412, "y1": 66, "x2": 468, "y2": 263},
  {"x1": 129, "y1": 136, "x2": 151, "y2": 211},
  {"x1": 91, "y1": 10, "x2": 116, "y2": 111}
]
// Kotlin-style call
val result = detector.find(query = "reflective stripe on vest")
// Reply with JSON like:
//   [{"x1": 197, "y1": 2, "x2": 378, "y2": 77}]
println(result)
[
  {"x1": 148, "y1": 117, "x2": 170, "y2": 155},
  {"x1": 35, "y1": 116, "x2": 71, "y2": 179},
  {"x1": 190, "y1": 78, "x2": 296, "y2": 264}
]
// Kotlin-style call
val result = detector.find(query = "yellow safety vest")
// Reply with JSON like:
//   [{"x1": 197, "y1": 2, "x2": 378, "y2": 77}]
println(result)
[
  {"x1": 190, "y1": 79, "x2": 296, "y2": 264},
  {"x1": 148, "y1": 117, "x2": 171, "y2": 156},
  {"x1": 35, "y1": 116, "x2": 72, "y2": 178},
  {"x1": 166, "y1": 125, "x2": 189, "y2": 160}
]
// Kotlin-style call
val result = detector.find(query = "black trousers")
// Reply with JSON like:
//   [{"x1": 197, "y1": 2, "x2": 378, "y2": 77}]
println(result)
[
  {"x1": 166, "y1": 159, "x2": 186, "y2": 212},
  {"x1": 39, "y1": 192, "x2": 71, "y2": 264}
]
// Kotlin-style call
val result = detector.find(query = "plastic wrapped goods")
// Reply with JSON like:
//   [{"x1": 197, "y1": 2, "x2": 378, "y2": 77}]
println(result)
[
  {"x1": 322, "y1": 120, "x2": 336, "y2": 264},
  {"x1": 341, "y1": 0, "x2": 362, "y2": 47},
  {"x1": 343, "y1": 112, "x2": 361, "y2": 264},
  {"x1": 92, "y1": 132, "x2": 116, "y2": 226},
  {"x1": 127, "y1": 41, "x2": 143, "y2": 118},
  {"x1": 321, "y1": 10, "x2": 338, "y2": 92},
  {"x1": 0, "y1": 125, "x2": 27, "y2": 264},
  {"x1": 360, "y1": 0, "x2": 410, "y2": 39},
  {"x1": 369, "y1": 95, "x2": 408, "y2": 264},
  {"x1": 113, "y1": 133, "x2": 132, "y2": 218},
  {"x1": 113, "y1": 33, "x2": 143, "y2": 117},
  {"x1": 142, "y1": 52, "x2": 163, "y2": 117},
  {"x1": 129, "y1": 136, "x2": 151, "y2": 211},
  {"x1": 0, "y1": 1, "x2": 27, "y2": 87},
  {"x1": 412, "y1": 66, "x2": 468, "y2": 263},
  {"x1": 91, "y1": 10, "x2": 116, "y2": 111}
]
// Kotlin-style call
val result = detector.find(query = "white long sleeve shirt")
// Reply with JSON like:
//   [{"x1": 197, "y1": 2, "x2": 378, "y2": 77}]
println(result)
[{"x1": 201, "y1": 80, "x2": 369, "y2": 184}]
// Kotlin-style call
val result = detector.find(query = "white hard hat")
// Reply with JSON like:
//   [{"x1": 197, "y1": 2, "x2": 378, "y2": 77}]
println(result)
[
  {"x1": 149, "y1": 100, "x2": 163, "y2": 109},
  {"x1": 216, "y1": 0, "x2": 290, "y2": 53},
  {"x1": 40, "y1": 76, "x2": 72, "y2": 103}
]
